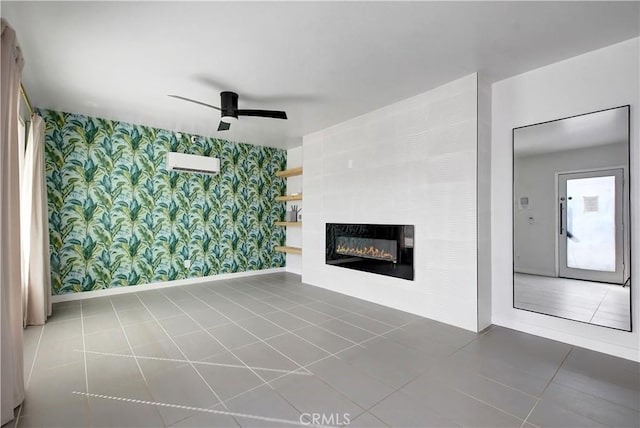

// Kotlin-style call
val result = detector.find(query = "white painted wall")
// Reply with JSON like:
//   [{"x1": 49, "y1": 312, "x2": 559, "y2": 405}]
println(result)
[
  {"x1": 285, "y1": 146, "x2": 303, "y2": 275},
  {"x1": 514, "y1": 142, "x2": 628, "y2": 277},
  {"x1": 303, "y1": 74, "x2": 481, "y2": 332},
  {"x1": 492, "y1": 38, "x2": 639, "y2": 361},
  {"x1": 477, "y1": 74, "x2": 492, "y2": 331}
]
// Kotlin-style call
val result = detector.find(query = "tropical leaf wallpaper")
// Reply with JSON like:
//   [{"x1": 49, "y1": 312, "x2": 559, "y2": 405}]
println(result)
[{"x1": 41, "y1": 109, "x2": 286, "y2": 295}]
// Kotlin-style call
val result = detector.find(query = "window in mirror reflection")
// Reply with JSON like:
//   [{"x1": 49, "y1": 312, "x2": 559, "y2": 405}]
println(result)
[{"x1": 513, "y1": 105, "x2": 631, "y2": 331}]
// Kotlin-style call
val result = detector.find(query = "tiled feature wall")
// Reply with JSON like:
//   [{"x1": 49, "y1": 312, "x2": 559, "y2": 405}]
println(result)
[
  {"x1": 302, "y1": 74, "x2": 482, "y2": 331},
  {"x1": 42, "y1": 109, "x2": 286, "y2": 294}
]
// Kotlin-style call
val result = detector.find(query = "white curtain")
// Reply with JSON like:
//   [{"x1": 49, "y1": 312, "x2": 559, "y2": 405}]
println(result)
[
  {"x1": 1, "y1": 18, "x2": 26, "y2": 425},
  {"x1": 23, "y1": 115, "x2": 51, "y2": 326}
]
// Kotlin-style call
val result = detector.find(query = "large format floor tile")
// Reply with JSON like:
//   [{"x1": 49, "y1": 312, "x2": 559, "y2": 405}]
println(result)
[
  {"x1": 369, "y1": 390, "x2": 459, "y2": 427},
  {"x1": 12, "y1": 272, "x2": 640, "y2": 428}
]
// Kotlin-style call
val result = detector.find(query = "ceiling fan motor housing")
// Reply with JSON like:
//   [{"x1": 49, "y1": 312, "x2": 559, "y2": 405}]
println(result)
[{"x1": 221, "y1": 91, "x2": 239, "y2": 120}]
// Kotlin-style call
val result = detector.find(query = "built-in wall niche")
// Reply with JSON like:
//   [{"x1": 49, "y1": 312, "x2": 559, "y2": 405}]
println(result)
[{"x1": 326, "y1": 223, "x2": 414, "y2": 280}]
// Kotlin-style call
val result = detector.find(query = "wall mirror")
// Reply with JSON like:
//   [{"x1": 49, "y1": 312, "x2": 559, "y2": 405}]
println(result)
[{"x1": 513, "y1": 105, "x2": 631, "y2": 331}]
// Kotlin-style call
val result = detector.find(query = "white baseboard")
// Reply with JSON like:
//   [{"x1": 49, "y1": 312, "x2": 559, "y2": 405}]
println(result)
[
  {"x1": 492, "y1": 315, "x2": 640, "y2": 362},
  {"x1": 51, "y1": 268, "x2": 286, "y2": 303}
]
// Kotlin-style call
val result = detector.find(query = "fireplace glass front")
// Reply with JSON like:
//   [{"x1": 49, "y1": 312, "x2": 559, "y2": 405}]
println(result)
[{"x1": 326, "y1": 223, "x2": 414, "y2": 280}]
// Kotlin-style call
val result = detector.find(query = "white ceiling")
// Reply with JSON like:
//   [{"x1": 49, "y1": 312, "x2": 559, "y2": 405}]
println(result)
[
  {"x1": 514, "y1": 106, "x2": 629, "y2": 157},
  {"x1": 3, "y1": 1, "x2": 638, "y2": 149}
]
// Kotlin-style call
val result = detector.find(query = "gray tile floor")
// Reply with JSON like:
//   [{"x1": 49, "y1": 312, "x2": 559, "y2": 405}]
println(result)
[
  {"x1": 10, "y1": 273, "x2": 640, "y2": 428},
  {"x1": 514, "y1": 273, "x2": 631, "y2": 330}
]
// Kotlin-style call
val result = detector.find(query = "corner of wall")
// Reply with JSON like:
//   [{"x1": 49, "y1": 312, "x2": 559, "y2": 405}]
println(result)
[
  {"x1": 285, "y1": 146, "x2": 303, "y2": 275},
  {"x1": 477, "y1": 73, "x2": 493, "y2": 331}
]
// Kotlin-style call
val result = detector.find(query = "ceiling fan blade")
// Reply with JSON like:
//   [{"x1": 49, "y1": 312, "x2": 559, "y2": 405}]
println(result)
[
  {"x1": 217, "y1": 121, "x2": 231, "y2": 131},
  {"x1": 236, "y1": 109, "x2": 287, "y2": 120},
  {"x1": 168, "y1": 95, "x2": 221, "y2": 111}
]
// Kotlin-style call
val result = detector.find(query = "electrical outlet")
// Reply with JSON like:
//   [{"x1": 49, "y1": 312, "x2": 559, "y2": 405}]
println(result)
[{"x1": 184, "y1": 260, "x2": 191, "y2": 268}]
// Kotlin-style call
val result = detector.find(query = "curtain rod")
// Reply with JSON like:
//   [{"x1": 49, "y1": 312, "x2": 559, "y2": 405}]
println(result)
[{"x1": 20, "y1": 82, "x2": 34, "y2": 117}]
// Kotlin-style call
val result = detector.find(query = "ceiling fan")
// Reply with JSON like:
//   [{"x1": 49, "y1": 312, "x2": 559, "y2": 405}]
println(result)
[{"x1": 168, "y1": 91, "x2": 287, "y2": 131}]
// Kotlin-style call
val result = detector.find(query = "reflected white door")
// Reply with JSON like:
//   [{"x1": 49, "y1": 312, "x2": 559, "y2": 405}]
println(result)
[{"x1": 558, "y1": 169, "x2": 624, "y2": 284}]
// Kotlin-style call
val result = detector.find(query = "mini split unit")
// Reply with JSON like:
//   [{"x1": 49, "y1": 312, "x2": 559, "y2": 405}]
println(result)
[{"x1": 166, "y1": 152, "x2": 220, "y2": 175}]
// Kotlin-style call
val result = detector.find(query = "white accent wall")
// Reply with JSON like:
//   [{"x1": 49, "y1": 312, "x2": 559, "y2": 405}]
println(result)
[
  {"x1": 492, "y1": 38, "x2": 639, "y2": 361},
  {"x1": 302, "y1": 73, "x2": 487, "y2": 332}
]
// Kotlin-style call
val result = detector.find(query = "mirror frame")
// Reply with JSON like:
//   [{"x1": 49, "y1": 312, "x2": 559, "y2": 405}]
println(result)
[{"x1": 512, "y1": 105, "x2": 632, "y2": 331}]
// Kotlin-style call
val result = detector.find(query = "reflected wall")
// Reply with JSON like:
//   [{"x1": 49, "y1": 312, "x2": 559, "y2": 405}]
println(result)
[{"x1": 513, "y1": 106, "x2": 631, "y2": 331}]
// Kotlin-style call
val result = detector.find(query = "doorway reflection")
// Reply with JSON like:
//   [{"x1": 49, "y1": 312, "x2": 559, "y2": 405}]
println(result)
[{"x1": 513, "y1": 106, "x2": 631, "y2": 331}]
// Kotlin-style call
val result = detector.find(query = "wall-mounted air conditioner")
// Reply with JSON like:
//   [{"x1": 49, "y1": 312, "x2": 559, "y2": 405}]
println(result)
[{"x1": 166, "y1": 152, "x2": 220, "y2": 175}]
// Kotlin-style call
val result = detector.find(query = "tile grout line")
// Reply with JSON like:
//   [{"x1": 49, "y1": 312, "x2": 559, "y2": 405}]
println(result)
[
  {"x1": 179, "y1": 303, "x2": 391, "y2": 365},
  {"x1": 520, "y1": 398, "x2": 542, "y2": 428},
  {"x1": 25, "y1": 324, "x2": 45, "y2": 388},
  {"x1": 228, "y1": 279, "x2": 394, "y2": 338},
  {"x1": 158, "y1": 290, "x2": 292, "y2": 386},
  {"x1": 359, "y1": 337, "x2": 533, "y2": 427},
  {"x1": 130, "y1": 294, "x2": 230, "y2": 409},
  {"x1": 73, "y1": 349, "x2": 313, "y2": 376},
  {"x1": 230, "y1": 278, "x2": 395, "y2": 327},
  {"x1": 452, "y1": 386, "x2": 530, "y2": 424},
  {"x1": 464, "y1": 370, "x2": 543, "y2": 402},
  {"x1": 106, "y1": 298, "x2": 168, "y2": 425},
  {"x1": 248, "y1": 276, "x2": 405, "y2": 329},
  {"x1": 13, "y1": 404, "x2": 23, "y2": 428},
  {"x1": 230, "y1": 279, "x2": 404, "y2": 339},
  {"x1": 444, "y1": 321, "x2": 498, "y2": 357},
  {"x1": 588, "y1": 288, "x2": 609, "y2": 324},
  {"x1": 379, "y1": 326, "x2": 545, "y2": 403},
  {"x1": 12, "y1": 322, "x2": 45, "y2": 428},
  {"x1": 542, "y1": 357, "x2": 640, "y2": 414},
  {"x1": 79, "y1": 301, "x2": 92, "y2": 427},
  {"x1": 540, "y1": 347, "x2": 573, "y2": 396},
  {"x1": 80, "y1": 301, "x2": 89, "y2": 393},
  {"x1": 109, "y1": 299, "x2": 151, "y2": 385},
  {"x1": 442, "y1": 327, "x2": 570, "y2": 404},
  {"x1": 14, "y1": 322, "x2": 47, "y2": 428},
  {"x1": 361, "y1": 368, "x2": 430, "y2": 417},
  {"x1": 179, "y1": 288, "x2": 313, "y2": 376},
  {"x1": 247, "y1": 276, "x2": 413, "y2": 329},
  {"x1": 196, "y1": 286, "x2": 383, "y2": 426},
  {"x1": 208, "y1": 320, "x2": 414, "y2": 410},
  {"x1": 139, "y1": 296, "x2": 392, "y2": 371},
  {"x1": 71, "y1": 391, "x2": 329, "y2": 428},
  {"x1": 206, "y1": 286, "x2": 359, "y2": 355},
  {"x1": 39, "y1": 275, "x2": 632, "y2": 428}
]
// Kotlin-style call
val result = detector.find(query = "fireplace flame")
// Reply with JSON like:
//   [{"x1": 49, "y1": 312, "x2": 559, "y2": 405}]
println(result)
[{"x1": 336, "y1": 243, "x2": 396, "y2": 262}]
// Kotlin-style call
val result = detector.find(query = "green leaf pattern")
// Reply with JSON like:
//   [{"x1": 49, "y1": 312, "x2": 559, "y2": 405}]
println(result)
[{"x1": 42, "y1": 109, "x2": 286, "y2": 294}]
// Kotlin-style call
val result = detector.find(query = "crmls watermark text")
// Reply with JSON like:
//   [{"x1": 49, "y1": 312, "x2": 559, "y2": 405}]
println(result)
[{"x1": 300, "y1": 412, "x2": 351, "y2": 426}]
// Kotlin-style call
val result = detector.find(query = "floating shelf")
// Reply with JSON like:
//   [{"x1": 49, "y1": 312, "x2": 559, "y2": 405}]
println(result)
[
  {"x1": 275, "y1": 246, "x2": 302, "y2": 255},
  {"x1": 275, "y1": 222, "x2": 302, "y2": 227},
  {"x1": 275, "y1": 166, "x2": 303, "y2": 178},
  {"x1": 275, "y1": 194, "x2": 302, "y2": 202}
]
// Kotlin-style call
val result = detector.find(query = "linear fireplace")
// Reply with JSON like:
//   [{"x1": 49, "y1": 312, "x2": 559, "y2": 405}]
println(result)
[{"x1": 326, "y1": 223, "x2": 414, "y2": 280}]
